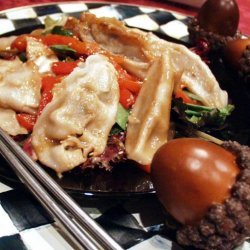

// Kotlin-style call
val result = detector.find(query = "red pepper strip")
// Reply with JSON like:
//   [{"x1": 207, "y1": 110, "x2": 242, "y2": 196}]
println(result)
[
  {"x1": 37, "y1": 75, "x2": 62, "y2": 116},
  {"x1": 17, "y1": 76, "x2": 62, "y2": 132},
  {"x1": 11, "y1": 34, "x2": 39, "y2": 52},
  {"x1": 11, "y1": 34, "x2": 29, "y2": 52},
  {"x1": 115, "y1": 64, "x2": 142, "y2": 95},
  {"x1": 119, "y1": 87, "x2": 135, "y2": 109},
  {"x1": 175, "y1": 89, "x2": 197, "y2": 105},
  {"x1": 118, "y1": 78, "x2": 142, "y2": 95},
  {"x1": 41, "y1": 34, "x2": 100, "y2": 56},
  {"x1": 51, "y1": 61, "x2": 79, "y2": 75},
  {"x1": 16, "y1": 114, "x2": 36, "y2": 132}
]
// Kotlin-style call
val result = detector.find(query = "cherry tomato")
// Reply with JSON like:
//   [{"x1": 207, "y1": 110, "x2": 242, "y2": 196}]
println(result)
[{"x1": 151, "y1": 138, "x2": 239, "y2": 225}]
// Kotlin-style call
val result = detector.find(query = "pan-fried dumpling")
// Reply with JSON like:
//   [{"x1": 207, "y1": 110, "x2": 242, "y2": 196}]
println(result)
[
  {"x1": 125, "y1": 52, "x2": 174, "y2": 165},
  {"x1": 32, "y1": 54, "x2": 119, "y2": 174},
  {"x1": 146, "y1": 33, "x2": 228, "y2": 108},
  {"x1": 0, "y1": 58, "x2": 41, "y2": 114}
]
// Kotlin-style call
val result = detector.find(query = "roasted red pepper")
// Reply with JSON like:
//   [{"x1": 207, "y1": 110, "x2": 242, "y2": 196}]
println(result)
[
  {"x1": 51, "y1": 61, "x2": 79, "y2": 75},
  {"x1": 175, "y1": 89, "x2": 197, "y2": 105},
  {"x1": 16, "y1": 113, "x2": 36, "y2": 132},
  {"x1": 11, "y1": 34, "x2": 29, "y2": 52},
  {"x1": 119, "y1": 87, "x2": 135, "y2": 109},
  {"x1": 41, "y1": 34, "x2": 100, "y2": 56},
  {"x1": 37, "y1": 75, "x2": 62, "y2": 116}
]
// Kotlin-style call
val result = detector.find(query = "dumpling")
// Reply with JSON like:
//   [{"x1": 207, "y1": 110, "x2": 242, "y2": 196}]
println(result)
[
  {"x1": 32, "y1": 54, "x2": 119, "y2": 174},
  {"x1": 146, "y1": 33, "x2": 228, "y2": 108},
  {"x1": 0, "y1": 58, "x2": 41, "y2": 114},
  {"x1": 125, "y1": 52, "x2": 174, "y2": 165},
  {"x1": 0, "y1": 108, "x2": 27, "y2": 136}
]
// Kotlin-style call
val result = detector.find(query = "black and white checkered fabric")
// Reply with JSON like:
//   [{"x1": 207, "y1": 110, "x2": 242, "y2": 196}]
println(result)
[
  {"x1": 0, "y1": 180, "x2": 182, "y2": 250},
  {"x1": 0, "y1": 3, "x2": 249, "y2": 250}
]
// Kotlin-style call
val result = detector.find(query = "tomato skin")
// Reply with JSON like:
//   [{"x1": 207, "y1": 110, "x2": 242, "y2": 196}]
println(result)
[{"x1": 151, "y1": 138, "x2": 239, "y2": 225}]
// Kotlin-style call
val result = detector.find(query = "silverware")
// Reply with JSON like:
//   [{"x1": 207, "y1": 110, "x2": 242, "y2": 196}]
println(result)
[{"x1": 0, "y1": 128, "x2": 123, "y2": 250}]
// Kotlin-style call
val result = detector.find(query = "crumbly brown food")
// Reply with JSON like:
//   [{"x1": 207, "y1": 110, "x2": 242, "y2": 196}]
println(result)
[
  {"x1": 239, "y1": 45, "x2": 250, "y2": 86},
  {"x1": 188, "y1": 18, "x2": 242, "y2": 50},
  {"x1": 176, "y1": 141, "x2": 250, "y2": 250}
]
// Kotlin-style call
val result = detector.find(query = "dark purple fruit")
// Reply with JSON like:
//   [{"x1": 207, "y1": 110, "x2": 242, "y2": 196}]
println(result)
[{"x1": 197, "y1": 0, "x2": 239, "y2": 36}]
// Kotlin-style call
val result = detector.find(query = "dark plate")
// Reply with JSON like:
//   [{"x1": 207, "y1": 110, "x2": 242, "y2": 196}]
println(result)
[{"x1": 0, "y1": 2, "x2": 249, "y2": 198}]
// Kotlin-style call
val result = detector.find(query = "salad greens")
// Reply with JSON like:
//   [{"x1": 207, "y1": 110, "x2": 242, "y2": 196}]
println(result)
[{"x1": 173, "y1": 98, "x2": 234, "y2": 127}]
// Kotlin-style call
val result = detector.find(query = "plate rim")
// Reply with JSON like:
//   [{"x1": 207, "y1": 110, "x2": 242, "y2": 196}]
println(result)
[{"x1": 0, "y1": 1, "x2": 191, "y2": 17}]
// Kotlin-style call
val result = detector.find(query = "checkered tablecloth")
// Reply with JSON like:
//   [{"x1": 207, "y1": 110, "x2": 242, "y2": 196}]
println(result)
[
  {"x1": 1, "y1": 176, "x2": 249, "y2": 249},
  {"x1": 0, "y1": 2, "x2": 249, "y2": 249},
  {"x1": 0, "y1": 179, "x2": 179, "y2": 250}
]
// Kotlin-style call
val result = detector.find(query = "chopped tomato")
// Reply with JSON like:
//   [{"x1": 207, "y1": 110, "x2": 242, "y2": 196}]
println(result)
[
  {"x1": 175, "y1": 89, "x2": 197, "y2": 105},
  {"x1": 16, "y1": 113, "x2": 36, "y2": 132},
  {"x1": 51, "y1": 61, "x2": 79, "y2": 75},
  {"x1": 37, "y1": 75, "x2": 62, "y2": 116},
  {"x1": 119, "y1": 88, "x2": 135, "y2": 109},
  {"x1": 41, "y1": 34, "x2": 100, "y2": 56}
]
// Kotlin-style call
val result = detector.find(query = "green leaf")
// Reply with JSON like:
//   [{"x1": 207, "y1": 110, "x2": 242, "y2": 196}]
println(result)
[
  {"x1": 183, "y1": 90, "x2": 203, "y2": 102},
  {"x1": 51, "y1": 26, "x2": 73, "y2": 37},
  {"x1": 116, "y1": 103, "x2": 130, "y2": 130},
  {"x1": 173, "y1": 98, "x2": 234, "y2": 127},
  {"x1": 50, "y1": 45, "x2": 76, "y2": 55}
]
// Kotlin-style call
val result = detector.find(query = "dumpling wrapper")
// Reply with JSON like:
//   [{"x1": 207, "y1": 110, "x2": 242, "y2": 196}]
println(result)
[
  {"x1": 32, "y1": 54, "x2": 119, "y2": 174},
  {"x1": 0, "y1": 58, "x2": 41, "y2": 114},
  {"x1": 0, "y1": 108, "x2": 27, "y2": 136},
  {"x1": 125, "y1": 52, "x2": 174, "y2": 165},
  {"x1": 146, "y1": 33, "x2": 228, "y2": 108}
]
